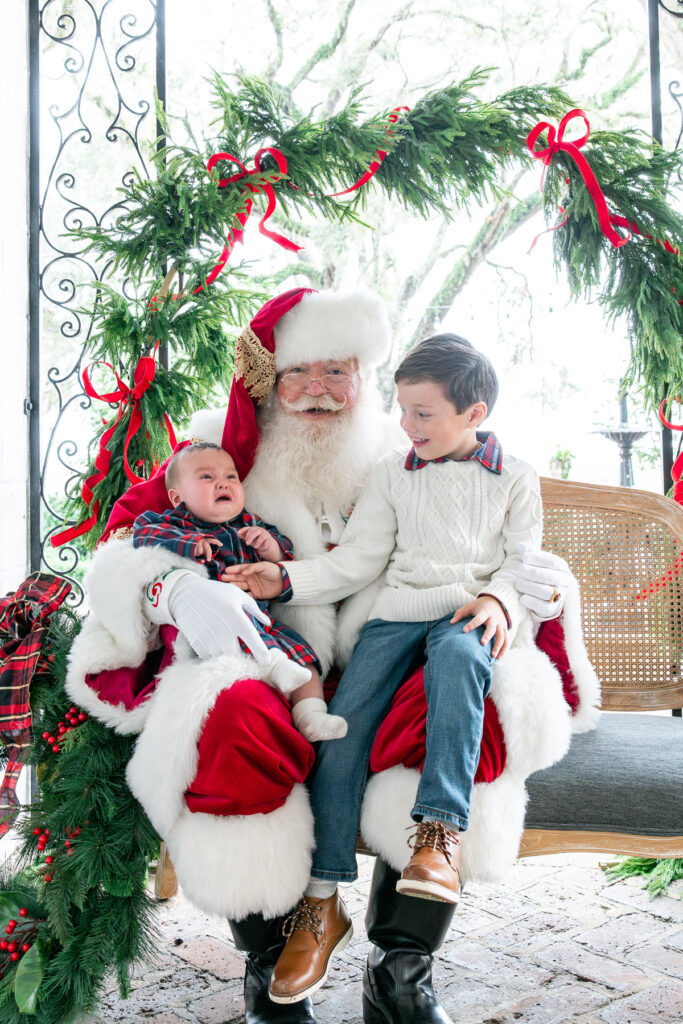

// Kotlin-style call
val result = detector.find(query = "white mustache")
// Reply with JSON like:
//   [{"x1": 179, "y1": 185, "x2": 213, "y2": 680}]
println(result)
[{"x1": 283, "y1": 393, "x2": 348, "y2": 412}]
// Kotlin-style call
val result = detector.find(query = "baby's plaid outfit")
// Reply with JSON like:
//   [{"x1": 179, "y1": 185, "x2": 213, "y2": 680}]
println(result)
[{"x1": 133, "y1": 504, "x2": 320, "y2": 670}]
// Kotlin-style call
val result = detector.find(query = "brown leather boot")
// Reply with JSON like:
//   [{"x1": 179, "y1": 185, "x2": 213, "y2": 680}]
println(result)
[
  {"x1": 268, "y1": 892, "x2": 353, "y2": 1005},
  {"x1": 395, "y1": 822, "x2": 461, "y2": 904}
]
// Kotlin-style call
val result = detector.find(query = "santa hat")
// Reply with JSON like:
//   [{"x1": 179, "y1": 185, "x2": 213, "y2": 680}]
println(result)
[
  {"x1": 99, "y1": 288, "x2": 390, "y2": 541},
  {"x1": 222, "y1": 287, "x2": 391, "y2": 478}
]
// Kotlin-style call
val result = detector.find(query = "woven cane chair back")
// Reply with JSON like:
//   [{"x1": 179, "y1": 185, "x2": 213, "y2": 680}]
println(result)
[{"x1": 540, "y1": 477, "x2": 683, "y2": 711}]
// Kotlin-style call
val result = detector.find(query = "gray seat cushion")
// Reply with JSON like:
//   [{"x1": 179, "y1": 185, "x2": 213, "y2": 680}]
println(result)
[{"x1": 525, "y1": 712, "x2": 683, "y2": 837}]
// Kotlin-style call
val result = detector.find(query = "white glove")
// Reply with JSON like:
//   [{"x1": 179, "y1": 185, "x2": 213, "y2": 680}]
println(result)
[
  {"x1": 515, "y1": 542, "x2": 573, "y2": 621},
  {"x1": 143, "y1": 569, "x2": 272, "y2": 664}
]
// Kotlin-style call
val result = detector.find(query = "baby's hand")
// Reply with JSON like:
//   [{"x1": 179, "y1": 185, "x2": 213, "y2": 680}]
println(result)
[
  {"x1": 194, "y1": 536, "x2": 221, "y2": 562},
  {"x1": 451, "y1": 596, "x2": 509, "y2": 660},
  {"x1": 237, "y1": 526, "x2": 284, "y2": 563},
  {"x1": 222, "y1": 562, "x2": 284, "y2": 600}
]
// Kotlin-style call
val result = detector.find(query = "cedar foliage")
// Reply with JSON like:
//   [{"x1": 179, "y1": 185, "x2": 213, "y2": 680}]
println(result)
[
  {"x1": 63, "y1": 72, "x2": 683, "y2": 548},
  {"x1": 64, "y1": 71, "x2": 577, "y2": 546},
  {"x1": 605, "y1": 856, "x2": 683, "y2": 897}
]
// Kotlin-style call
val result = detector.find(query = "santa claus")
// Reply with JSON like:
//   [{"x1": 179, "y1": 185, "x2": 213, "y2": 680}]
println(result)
[{"x1": 65, "y1": 287, "x2": 599, "y2": 1024}]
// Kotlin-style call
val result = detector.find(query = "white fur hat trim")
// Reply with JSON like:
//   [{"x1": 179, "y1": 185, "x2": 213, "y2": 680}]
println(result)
[{"x1": 274, "y1": 290, "x2": 391, "y2": 371}]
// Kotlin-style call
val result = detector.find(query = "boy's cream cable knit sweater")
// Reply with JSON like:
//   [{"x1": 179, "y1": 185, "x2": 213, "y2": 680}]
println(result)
[{"x1": 284, "y1": 445, "x2": 542, "y2": 642}]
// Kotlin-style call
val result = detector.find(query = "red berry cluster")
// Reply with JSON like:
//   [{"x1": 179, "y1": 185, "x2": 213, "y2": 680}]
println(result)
[
  {"x1": 0, "y1": 910, "x2": 41, "y2": 976},
  {"x1": 32, "y1": 822, "x2": 83, "y2": 883},
  {"x1": 41, "y1": 706, "x2": 88, "y2": 754},
  {"x1": 33, "y1": 827, "x2": 53, "y2": 881}
]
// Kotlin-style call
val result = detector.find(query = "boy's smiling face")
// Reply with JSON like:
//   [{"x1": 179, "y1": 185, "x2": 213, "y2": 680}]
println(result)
[
  {"x1": 168, "y1": 448, "x2": 245, "y2": 523},
  {"x1": 397, "y1": 379, "x2": 487, "y2": 462}
]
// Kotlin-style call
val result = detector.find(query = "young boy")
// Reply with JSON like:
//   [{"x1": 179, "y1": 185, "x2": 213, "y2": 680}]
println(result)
[
  {"x1": 225, "y1": 334, "x2": 542, "y2": 1005},
  {"x1": 132, "y1": 442, "x2": 347, "y2": 742}
]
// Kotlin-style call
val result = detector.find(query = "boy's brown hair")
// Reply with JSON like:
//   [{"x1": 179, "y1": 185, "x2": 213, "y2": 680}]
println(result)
[{"x1": 394, "y1": 333, "x2": 498, "y2": 414}]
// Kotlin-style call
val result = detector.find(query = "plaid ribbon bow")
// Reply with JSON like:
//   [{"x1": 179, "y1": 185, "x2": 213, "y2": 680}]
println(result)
[{"x1": 0, "y1": 573, "x2": 72, "y2": 834}]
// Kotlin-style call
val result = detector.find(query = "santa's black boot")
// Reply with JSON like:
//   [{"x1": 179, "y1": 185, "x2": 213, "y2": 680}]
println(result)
[
  {"x1": 229, "y1": 913, "x2": 316, "y2": 1024},
  {"x1": 362, "y1": 859, "x2": 455, "y2": 1024}
]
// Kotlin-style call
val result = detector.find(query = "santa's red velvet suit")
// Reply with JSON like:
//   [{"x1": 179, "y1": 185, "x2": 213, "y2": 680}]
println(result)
[{"x1": 64, "y1": 288, "x2": 600, "y2": 1024}]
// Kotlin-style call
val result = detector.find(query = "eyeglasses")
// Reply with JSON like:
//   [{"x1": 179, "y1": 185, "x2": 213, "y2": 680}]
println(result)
[{"x1": 278, "y1": 369, "x2": 358, "y2": 394}]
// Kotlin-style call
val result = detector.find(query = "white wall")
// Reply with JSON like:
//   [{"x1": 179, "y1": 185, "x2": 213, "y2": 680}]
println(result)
[{"x1": 0, "y1": 2, "x2": 30, "y2": 597}]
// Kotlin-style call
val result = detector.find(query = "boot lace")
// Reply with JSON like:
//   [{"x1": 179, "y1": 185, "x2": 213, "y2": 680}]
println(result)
[
  {"x1": 406, "y1": 821, "x2": 459, "y2": 867},
  {"x1": 282, "y1": 898, "x2": 324, "y2": 948}
]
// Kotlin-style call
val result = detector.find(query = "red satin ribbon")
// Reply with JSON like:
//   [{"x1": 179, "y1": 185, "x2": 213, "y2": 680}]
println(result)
[
  {"x1": 51, "y1": 346, "x2": 173, "y2": 548},
  {"x1": 326, "y1": 106, "x2": 411, "y2": 197},
  {"x1": 194, "y1": 148, "x2": 303, "y2": 295},
  {"x1": 185, "y1": 109, "x2": 411, "y2": 295},
  {"x1": 659, "y1": 397, "x2": 683, "y2": 504},
  {"x1": 527, "y1": 108, "x2": 630, "y2": 249},
  {"x1": 635, "y1": 397, "x2": 683, "y2": 598}
]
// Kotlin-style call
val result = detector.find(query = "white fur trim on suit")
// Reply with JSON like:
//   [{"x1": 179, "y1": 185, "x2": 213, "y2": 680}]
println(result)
[
  {"x1": 126, "y1": 651, "x2": 314, "y2": 918},
  {"x1": 360, "y1": 767, "x2": 528, "y2": 885},
  {"x1": 559, "y1": 582, "x2": 602, "y2": 733},
  {"x1": 126, "y1": 652, "x2": 267, "y2": 835},
  {"x1": 66, "y1": 541, "x2": 206, "y2": 733},
  {"x1": 360, "y1": 628, "x2": 573, "y2": 883},
  {"x1": 166, "y1": 785, "x2": 314, "y2": 919},
  {"x1": 274, "y1": 290, "x2": 391, "y2": 371},
  {"x1": 487, "y1": 636, "x2": 572, "y2": 779}
]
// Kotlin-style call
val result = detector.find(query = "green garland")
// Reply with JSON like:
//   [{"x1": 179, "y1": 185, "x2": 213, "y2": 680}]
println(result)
[
  {"x1": 61, "y1": 71, "x2": 683, "y2": 547},
  {"x1": 0, "y1": 611, "x2": 158, "y2": 1022},
  {"x1": 64, "y1": 71, "x2": 579, "y2": 546},
  {"x1": 542, "y1": 130, "x2": 683, "y2": 411}
]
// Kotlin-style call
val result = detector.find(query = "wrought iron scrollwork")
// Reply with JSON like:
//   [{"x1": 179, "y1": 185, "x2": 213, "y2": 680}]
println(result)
[
  {"x1": 29, "y1": 0, "x2": 164, "y2": 604},
  {"x1": 669, "y1": 80, "x2": 683, "y2": 151},
  {"x1": 658, "y1": 1, "x2": 683, "y2": 19}
]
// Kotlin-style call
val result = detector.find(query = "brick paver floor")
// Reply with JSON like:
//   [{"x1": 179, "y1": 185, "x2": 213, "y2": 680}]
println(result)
[{"x1": 91, "y1": 853, "x2": 683, "y2": 1024}]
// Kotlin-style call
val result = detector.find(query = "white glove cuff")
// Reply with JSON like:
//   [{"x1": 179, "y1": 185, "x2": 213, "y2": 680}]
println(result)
[{"x1": 143, "y1": 568, "x2": 196, "y2": 626}]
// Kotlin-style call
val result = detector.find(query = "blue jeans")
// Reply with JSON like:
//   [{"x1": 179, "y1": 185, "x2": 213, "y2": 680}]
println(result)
[{"x1": 309, "y1": 614, "x2": 493, "y2": 882}]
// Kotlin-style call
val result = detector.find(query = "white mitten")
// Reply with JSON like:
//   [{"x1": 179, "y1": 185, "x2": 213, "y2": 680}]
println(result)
[
  {"x1": 263, "y1": 649, "x2": 312, "y2": 694},
  {"x1": 515, "y1": 541, "x2": 573, "y2": 621},
  {"x1": 292, "y1": 698, "x2": 348, "y2": 742},
  {"x1": 143, "y1": 569, "x2": 272, "y2": 664}
]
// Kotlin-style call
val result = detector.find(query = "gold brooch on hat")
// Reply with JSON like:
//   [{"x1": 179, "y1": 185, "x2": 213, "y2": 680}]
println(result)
[{"x1": 234, "y1": 326, "x2": 277, "y2": 404}]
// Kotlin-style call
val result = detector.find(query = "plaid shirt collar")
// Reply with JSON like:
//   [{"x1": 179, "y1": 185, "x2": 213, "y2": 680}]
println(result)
[{"x1": 405, "y1": 432, "x2": 502, "y2": 474}]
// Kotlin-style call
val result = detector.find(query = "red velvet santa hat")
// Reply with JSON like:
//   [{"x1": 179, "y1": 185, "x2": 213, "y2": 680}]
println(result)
[
  {"x1": 100, "y1": 287, "x2": 390, "y2": 542},
  {"x1": 222, "y1": 287, "x2": 391, "y2": 479}
]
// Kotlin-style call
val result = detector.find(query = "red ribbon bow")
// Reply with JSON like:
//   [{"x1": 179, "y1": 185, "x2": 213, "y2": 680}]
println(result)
[
  {"x1": 194, "y1": 147, "x2": 303, "y2": 295},
  {"x1": 51, "y1": 346, "x2": 176, "y2": 548},
  {"x1": 527, "y1": 108, "x2": 630, "y2": 250},
  {"x1": 197, "y1": 110, "x2": 411, "y2": 292}
]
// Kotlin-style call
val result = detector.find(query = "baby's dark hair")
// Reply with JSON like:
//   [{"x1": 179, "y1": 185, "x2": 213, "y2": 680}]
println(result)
[
  {"x1": 394, "y1": 333, "x2": 498, "y2": 415},
  {"x1": 165, "y1": 442, "x2": 225, "y2": 491}
]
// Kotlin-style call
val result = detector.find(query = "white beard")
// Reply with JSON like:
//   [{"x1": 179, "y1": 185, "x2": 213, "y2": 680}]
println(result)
[{"x1": 246, "y1": 382, "x2": 389, "y2": 522}]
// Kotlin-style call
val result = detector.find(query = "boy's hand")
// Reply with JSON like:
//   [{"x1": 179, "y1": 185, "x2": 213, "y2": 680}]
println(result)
[
  {"x1": 222, "y1": 562, "x2": 284, "y2": 600},
  {"x1": 194, "y1": 536, "x2": 221, "y2": 562},
  {"x1": 237, "y1": 526, "x2": 284, "y2": 563},
  {"x1": 451, "y1": 596, "x2": 509, "y2": 659}
]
